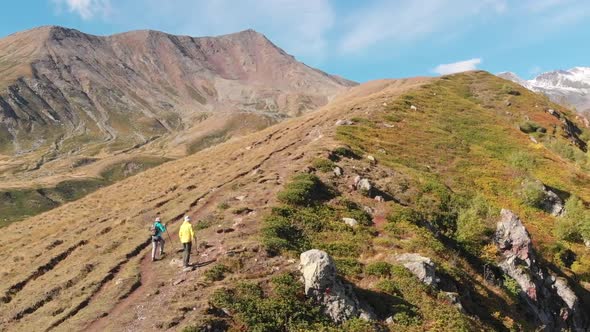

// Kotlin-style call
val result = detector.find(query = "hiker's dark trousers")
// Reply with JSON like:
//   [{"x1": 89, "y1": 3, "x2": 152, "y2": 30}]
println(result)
[{"x1": 182, "y1": 242, "x2": 192, "y2": 267}]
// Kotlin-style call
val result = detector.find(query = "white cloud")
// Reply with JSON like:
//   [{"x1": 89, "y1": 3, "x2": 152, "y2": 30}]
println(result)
[
  {"x1": 338, "y1": 0, "x2": 505, "y2": 53},
  {"x1": 52, "y1": 0, "x2": 111, "y2": 20},
  {"x1": 433, "y1": 58, "x2": 482, "y2": 75}
]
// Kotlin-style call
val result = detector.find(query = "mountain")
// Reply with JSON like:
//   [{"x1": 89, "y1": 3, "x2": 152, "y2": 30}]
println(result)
[
  {"x1": 1, "y1": 71, "x2": 589, "y2": 331},
  {"x1": 0, "y1": 26, "x2": 355, "y2": 224},
  {"x1": 498, "y1": 67, "x2": 590, "y2": 115}
]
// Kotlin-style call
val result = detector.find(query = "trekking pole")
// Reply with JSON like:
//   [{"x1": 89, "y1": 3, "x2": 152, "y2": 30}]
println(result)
[{"x1": 165, "y1": 228, "x2": 174, "y2": 244}]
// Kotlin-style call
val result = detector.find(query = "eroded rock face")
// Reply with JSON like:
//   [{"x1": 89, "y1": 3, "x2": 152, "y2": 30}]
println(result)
[
  {"x1": 494, "y1": 209, "x2": 588, "y2": 331},
  {"x1": 541, "y1": 186, "x2": 564, "y2": 216},
  {"x1": 396, "y1": 253, "x2": 439, "y2": 287},
  {"x1": 299, "y1": 249, "x2": 375, "y2": 323}
]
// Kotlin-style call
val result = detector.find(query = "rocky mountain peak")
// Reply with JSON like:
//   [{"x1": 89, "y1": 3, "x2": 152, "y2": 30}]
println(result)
[{"x1": 498, "y1": 67, "x2": 590, "y2": 114}]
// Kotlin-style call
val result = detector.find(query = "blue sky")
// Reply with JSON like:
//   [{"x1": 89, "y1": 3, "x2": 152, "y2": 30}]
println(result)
[{"x1": 2, "y1": 0, "x2": 589, "y2": 82}]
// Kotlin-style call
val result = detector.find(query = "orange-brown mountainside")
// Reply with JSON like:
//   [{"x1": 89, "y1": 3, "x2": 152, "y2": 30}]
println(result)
[
  {"x1": 0, "y1": 26, "x2": 355, "y2": 225},
  {"x1": 0, "y1": 26, "x2": 354, "y2": 156},
  {"x1": 1, "y1": 72, "x2": 590, "y2": 331}
]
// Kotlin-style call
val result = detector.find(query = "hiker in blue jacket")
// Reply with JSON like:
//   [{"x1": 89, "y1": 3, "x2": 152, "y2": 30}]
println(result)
[{"x1": 151, "y1": 217, "x2": 166, "y2": 261}]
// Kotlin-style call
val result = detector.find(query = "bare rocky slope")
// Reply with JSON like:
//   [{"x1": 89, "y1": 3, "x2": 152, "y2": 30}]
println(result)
[
  {"x1": 1, "y1": 72, "x2": 589, "y2": 331},
  {"x1": 0, "y1": 26, "x2": 355, "y2": 224}
]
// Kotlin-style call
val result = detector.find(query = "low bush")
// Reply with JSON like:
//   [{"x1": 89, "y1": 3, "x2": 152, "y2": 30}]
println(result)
[
  {"x1": 262, "y1": 213, "x2": 309, "y2": 256},
  {"x1": 509, "y1": 151, "x2": 538, "y2": 171},
  {"x1": 555, "y1": 196, "x2": 590, "y2": 243},
  {"x1": 277, "y1": 173, "x2": 332, "y2": 206},
  {"x1": 330, "y1": 146, "x2": 360, "y2": 160},
  {"x1": 375, "y1": 279, "x2": 402, "y2": 296},
  {"x1": 503, "y1": 276, "x2": 521, "y2": 298},
  {"x1": 312, "y1": 157, "x2": 336, "y2": 172},
  {"x1": 520, "y1": 178, "x2": 546, "y2": 209},
  {"x1": 334, "y1": 258, "x2": 363, "y2": 277},
  {"x1": 365, "y1": 262, "x2": 393, "y2": 277},
  {"x1": 204, "y1": 264, "x2": 231, "y2": 282},
  {"x1": 455, "y1": 195, "x2": 496, "y2": 255},
  {"x1": 210, "y1": 273, "x2": 332, "y2": 331},
  {"x1": 414, "y1": 179, "x2": 461, "y2": 236},
  {"x1": 518, "y1": 121, "x2": 544, "y2": 134}
]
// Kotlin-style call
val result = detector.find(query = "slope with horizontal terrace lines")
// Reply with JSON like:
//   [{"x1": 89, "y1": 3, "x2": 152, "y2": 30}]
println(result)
[
  {"x1": 2, "y1": 72, "x2": 590, "y2": 331},
  {"x1": 0, "y1": 77, "x2": 425, "y2": 331},
  {"x1": 0, "y1": 25, "x2": 355, "y2": 225}
]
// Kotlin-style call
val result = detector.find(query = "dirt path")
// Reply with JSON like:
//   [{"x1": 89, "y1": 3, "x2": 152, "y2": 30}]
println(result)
[
  {"x1": 85, "y1": 249, "x2": 157, "y2": 332},
  {"x1": 84, "y1": 189, "x2": 226, "y2": 331}
]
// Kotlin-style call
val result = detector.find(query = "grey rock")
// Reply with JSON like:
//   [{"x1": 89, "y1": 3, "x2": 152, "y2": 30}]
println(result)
[
  {"x1": 410, "y1": 105, "x2": 418, "y2": 111},
  {"x1": 547, "y1": 109, "x2": 560, "y2": 118},
  {"x1": 494, "y1": 209, "x2": 588, "y2": 331},
  {"x1": 443, "y1": 292, "x2": 464, "y2": 312},
  {"x1": 357, "y1": 178, "x2": 372, "y2": 194},
  {"x1": 374, "y1": 195, "x2": 384, "y2": 202},
  {"x1": 299, "y1": 249, "x2": 376, "y2": 323},
  {"x1": 367, "y1": 155, "x2": 376, "y2": 164},
  {"x1": 333, "y1": 166, "x2": 343, "y2": 177},
  {"x1": 342, "y1": 217, "x2": 358, "y2": 227},
  {"x1": 335, "y1": 119, "x2": 354, "y2": 126},
  {"x1": 541, "y1": 186, "x2": 564, "y2": 216},
  {"x1": 396, "y1": 253, "x2": 439, "y2": 287}
]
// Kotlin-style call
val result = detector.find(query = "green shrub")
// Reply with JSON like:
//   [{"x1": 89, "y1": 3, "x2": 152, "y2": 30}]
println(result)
[
  {"x1": 509, "y1": 151, "x2": 538, "y2": 171},
  {"x1": 261, "y1": 214, "x2": 309, "y2": 256},
  {"x1": 414, "y1": 179, "x2": 460, "y2": 235},
  {"x1": 519, "y1": 121, "x2": 543, "y2": 133},
  {"x1": 387, "y1": 204, "x2": 420, "y2": 224},
  {"x1": 503, "y1": 276, "x2": 521, "y2": 298},
  {"x1": 194, "y1": 219, "x2": 213, "y2": 231},
  {"x1": 334, "y1": 258, "x2": 363, "y2": 277},
  {"x1": 501, "y1": 84, "x2": 521, "y2": 96},
  {"x1": 375, "y1": 279, "x2": 402, "y2": 296},
  {"x1": 277, "y1": 173, "x2": 332, "y2": 206},
  {"x1": 210, "y1": 274, "x2": 331, "y2": 331},
  {"x1": 312, "y1": 158, "x2": 336, "y2": 172},
  {"x1": 365, "y1": 262, "x2": 393, "y2": 277},
  {"x1": 217, "y1": 201, "x2": 229, "y2": 210},
  {"x1": 455, "y1": 195, "x2": 496, "y2": 255},
  {"x1": 341, "y1": 318, "x2": 380, "y2": 332},
  {"x1": 204, "y1": 264, "x2": 231, "y2": 282},
  {"x1": 555, "y1": 196, "x2": 590, "y2": 243},
  {"x1": 520, "y1": 179, "x2": 546, "y2": 209},
  {"x1": 330, "y1": 146, "x2": 359, "y2": 160}
]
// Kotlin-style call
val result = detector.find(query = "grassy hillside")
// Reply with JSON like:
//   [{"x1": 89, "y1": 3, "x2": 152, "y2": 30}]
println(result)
[
  {"x1": 1, "y1": 73, "x2": 589, "y2": 331},
  {"x1": 0, "y1": 156, "x2": 170, "y2": 226}
]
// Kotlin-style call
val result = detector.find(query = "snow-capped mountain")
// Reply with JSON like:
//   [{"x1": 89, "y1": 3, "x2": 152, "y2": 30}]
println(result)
[{"x1": 498, "y1": 67, "x2": 590, "y2": 114}]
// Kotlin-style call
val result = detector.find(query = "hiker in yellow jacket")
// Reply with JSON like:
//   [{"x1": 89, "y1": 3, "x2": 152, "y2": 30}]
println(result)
[{"x1": 179, "y1": 216, "x2": 196, "y2": 268}]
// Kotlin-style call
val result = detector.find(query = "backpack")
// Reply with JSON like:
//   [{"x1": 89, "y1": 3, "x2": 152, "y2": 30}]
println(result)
[{"x1": 149, "y1": 224, "x2": 158, "y2": 237}]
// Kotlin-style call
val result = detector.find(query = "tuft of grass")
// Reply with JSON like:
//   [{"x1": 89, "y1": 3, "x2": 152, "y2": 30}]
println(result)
[
  {"x1": 204, "y1": 264, "x2": 231, "y2": 282},
  {"x1": 365, "y1": 262, "x2": 393, "y2": 277},
  {"x1": 277, "y1": 173, "x2": 333, "y2": 206},
  {"x1": 210, "y1": 273, "x2": 334, "y2": 331},
  {"x1": 311, "y1": 157, "x2": 336, "y2": 172}
]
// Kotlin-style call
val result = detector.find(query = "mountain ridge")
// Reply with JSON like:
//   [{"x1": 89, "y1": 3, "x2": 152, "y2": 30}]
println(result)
[{"x1": 498, "y1": 67, "x2": 590, "y2": 115}]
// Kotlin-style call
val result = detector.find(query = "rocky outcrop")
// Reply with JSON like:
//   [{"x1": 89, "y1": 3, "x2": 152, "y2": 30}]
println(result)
[
  {"x1": 540, "y1": 186, "x2": 564, "y2": 216},
  {"x1": 353, "y1": 176, "x2": 372, "y2": 195},
  {"x1": 494, "y1": 209, "x2": 588, "y2": 331},
  {"x1": 299, "y1": 249, "x2": 375, "y2": 323},
  {"x1": 396, "y1": 253, "x2": 439, "y2": 287}
]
